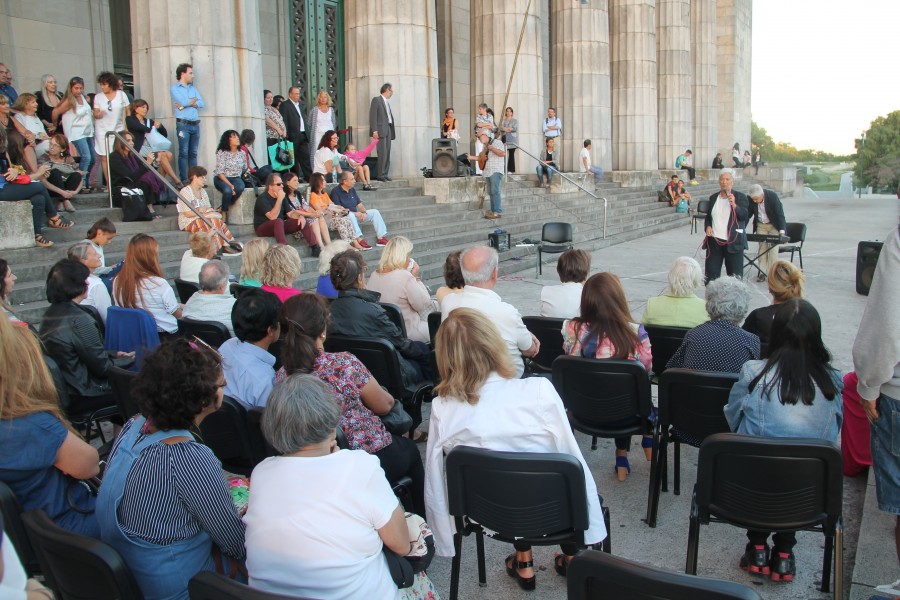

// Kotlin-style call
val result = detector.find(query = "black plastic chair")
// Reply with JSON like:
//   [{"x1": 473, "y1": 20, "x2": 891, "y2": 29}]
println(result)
[
  {"x1": 445, "y1": 446, "x2": 605, "y2": 600},
  {"x1": 0, "y1": 481, "x2": 40, "y2": 577},
  {"x1": 229, "y1": 282, "x2": 256, "y2": 299},
  {"x1": 379, "y1": 302, "x2": 408, "y2": 338},
  {"x1": 645, "y1": 369, "x2": 738, "y2": 528},
  {"x1": 198, "y1": 396, "x2": 264, "y2": 476},
  {"x1": 108, "y1": 366, "x2": 139, "y2": 422},
  {"x1": 22, "y1": 509, "x2": 144, "y2": 600},
  {"x1": 521, "y1": 316, "x2": 566, "y2": 375},
  {"x1": 537, "y1": 222, "x2": 574, "y2": 276},
  {"x1": 568, "y1": 549, "x2": 761, "y2": 600},
  {"x1": 685, "y1": 433, "x2": 843, "y2": 597},
  {"x1": 177, "y1": 317, "x2": 232, "y2": 348},
  {"x1": 324, "y1": 335, "x2": 433, "y2": 436},
  {"x1": 643, "y1": 324, "x2": 689, "y2": 381},
  {"x1": 245, "y1": 407, "x2": 277, "y2": 460},
  {"x1": 427, "y1": 311, "x2": 442, "y2": 345},
  {"x1": 65, "y1": 399, "x2": 120, "y2": 445},
  {"x1": 552, "y1": 356, "x2": 654, "y2": 450},
  {"x1": 690, "y1": 199, "x2": 710, "y2": 234},
  {"x1": 188, "y1": 571, "x2": 309, "y2": 600},
  {"x1": 778, "y1": 222, "x2": 807, "y2": 269},
  {"x1": 174, "y1": 278, "x2": 201, "y2": 303}
]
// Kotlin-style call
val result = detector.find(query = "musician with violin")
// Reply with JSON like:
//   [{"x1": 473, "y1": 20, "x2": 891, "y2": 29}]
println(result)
[
  {"x1": 704, "y1": 170, "x2": 749, "y2": 282},
  {"x1": 746, "y1": 183, "x2": 787, "y2": 282},
  {"x1": 466, "y1": 132, "x2": 506, "y2": 219}
]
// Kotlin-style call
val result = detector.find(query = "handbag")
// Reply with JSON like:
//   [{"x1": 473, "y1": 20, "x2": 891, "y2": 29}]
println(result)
[
  {"x1": 447, "y1": 129, "x2": 460, "y2": 141},
  {"x1": 145, "y1": 127, "x2": 172, "y2": 152},
  {"x1": 115, "y1": 185, "x2": 153, "y2": 222},
  {"x1": 380, "y1": 400, "x2": 413, "y2": 435},
  {"x1": 268, "y1": 138, "x2": 295, "y2": 170}
]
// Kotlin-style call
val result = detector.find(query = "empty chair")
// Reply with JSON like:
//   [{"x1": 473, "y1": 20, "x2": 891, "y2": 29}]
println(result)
[
  {"x1": 107, "y1": 366, "x2": 139, "y2": 422},
  {"x1": 22, "y1": 509, "x2": 144, "y2": 600},
  {"x1": 198, "y1": 395, "x2": 264, "y2": 476},
  {"x1": 174, "y1": 278, "x2": 201, "y2": 303},
  {"x1": 177, "y1": 317, "x2": 232, "y2": 348},
  {"x1": 536, "y1": 222, "x2": 574, "y2": 276},
  {"x1": 690, "y1": 199, "x2": 710, "y2": 234},
  {"x1": 104, "y1": 306, "x2": 160, "y2": 369},
  {"x1": 643, "y1": 324, "x2": 689, "y2": 380},
  {"x1": 521, "y1": 316, "x2": 566, "y2": 375},
  {"x1": 778, "y1": 222, "x2": 806, "y2": 269},
  {"x1": 567, "y1": 549, "x2": 761, "y2": 600},
  {"x1": 188, "y1": 571, "x2": 308, "y2": 600},
  {"x1": 0, "y1": 481, "x2": 40, "y2": 577}
]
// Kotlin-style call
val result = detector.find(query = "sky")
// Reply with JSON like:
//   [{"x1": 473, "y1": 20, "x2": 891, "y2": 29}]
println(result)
[{"x1": 751, "y1": 0, "x2": 900, "y2": 155}]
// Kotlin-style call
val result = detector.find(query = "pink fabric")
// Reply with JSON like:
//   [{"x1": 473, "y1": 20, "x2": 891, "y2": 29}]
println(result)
[
  {"x1": 260, "y1": 285, "x2": 301, "y2": 304},
  {"x1": 343, "y1": 139, "x2": 378, "y2": 164},
  {"x1": 841, "y1": 372, "x2": 873, "y2": 477}
]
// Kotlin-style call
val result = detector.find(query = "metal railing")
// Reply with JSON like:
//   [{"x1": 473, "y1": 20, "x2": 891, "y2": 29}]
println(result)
[
  {"x1": 509, "y1": 143, "x2": 608, "y2": 239},
  {"x1": 104, "y1": 131, "x2": 241, "y2": 251}
]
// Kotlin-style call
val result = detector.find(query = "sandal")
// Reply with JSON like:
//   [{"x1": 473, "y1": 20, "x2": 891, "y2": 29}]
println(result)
[
  {"x1": 34, "y1": 234, "x2": 54, "y2": 248},
  {"x1": 504, "y1": 553, "x2": 536, "y2": 591},
  {"x1": 554, "y1": 554, "x2": 573, "y2": 577},
  {"x1": 641, "y1": 435, "x2": 654, "y2": 461},
  {"x1": 614, "y1": 456, "x2": 631, "y2": 482},
  {"x1": 412, "y1": 430, "x2": 428, "y2": 444},
  {"x1": 63, "y1": 200, "x2": 76, "y2": 213},
  {"x1": 48, "y1": 215, "x2": 73, "y2": 229}
]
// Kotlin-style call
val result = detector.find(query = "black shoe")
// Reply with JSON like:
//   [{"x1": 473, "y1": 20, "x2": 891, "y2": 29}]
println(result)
[
  {"x1": 310, "y1": 245, "x2": 321, "y2": 258},
  {"x1": 505, "y1": 554, "x2": 536, "y2": 591},
  {"x1": 769, "y1": 551, "x2": 795, "y2": 582},
  {"x1": 382, "y1": 176, "x2": 392, "y2": 182},
  {"x1": 739, "y1": 543, "x2": 770, "y2": 575}
]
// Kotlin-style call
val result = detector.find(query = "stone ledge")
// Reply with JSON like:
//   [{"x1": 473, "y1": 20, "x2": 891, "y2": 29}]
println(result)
[
  {"x1": 423, "y1": 176, "x2": 485, "y2": 205},
  {"x1": 550, "y1": 172, "x2": 593, "y2": 194},
  {"x1": 0, "y1": 200, "x2": 36, "y2": 250}
]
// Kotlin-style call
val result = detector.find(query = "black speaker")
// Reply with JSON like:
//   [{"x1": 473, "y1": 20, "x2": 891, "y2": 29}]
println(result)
[
  {"x1": 432, "y1": 138, "x2": 457, "y2": 178},
  {"x1": 856, "y1": 240, "x2": 883, "y2": 296}
]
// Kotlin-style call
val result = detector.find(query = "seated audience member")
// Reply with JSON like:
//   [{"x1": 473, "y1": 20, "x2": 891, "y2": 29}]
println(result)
[
  {"x1": 177, "y1": 166, "x2": 239, "y2": 253},
  {"x1": 315, "y1": 239, "x2": 351, "y2": 298},
  {"x1": 742, "y1": 259, "x2": 804, "y2": 354},
  {"x1": 113, "y1": 234, "x2": 182, "y2": 335},
  {"x1": 213, "y1": 129, "x2": 246, "y2": 216},
  {"x1": 675, "y1": 180, "x2": 692, "y2": 208},
  {"x1": 41, "y1": 133, "x2": 83, "y2": 212},
  {"x1": 562, "y1": 272, "x2": 653, "y2": 481},
  {"x1": 108, "y1": 130, "x2": 161, "y2": 218},
  {"x1": 97, "y1": 339, "x2": 246, "y2": 600},
  {"x1": 244, "y1": 375, "x2": 416, "y2": 599},
  {"x1": 441, "y1": 246, "x2": 539, "y2": 378},
  {"x1": 0, "y1": 259, "x2": 23, "y2": 323},
  {"x1": 579, "y1": 139, "x2": 604, "y2": 186},
  {"x1": 435, "y1": 250, "x2": 464, "y2": 307},
  {"x1": 278, "y1": 294, "x2": 426, "y2": 513},
  {"x1": 0, "y1": 315, "x2": 100, "y2": 537},
  {"x1": 283, "y1": 170, "x2": 327, "y2": 254},
  {"x1": 126, "y1": 98, "x2": 179, "y2": 186},
  {"x1": 260, "y1": 243, "x2": 302, "y2": 303},
  {"x1": 67, "y1": 241, "x2": 112, "y2": 323},
  {"x1": 540, "y1": 248, "x2": 590, "y2": 318},
  {"x1": 535, "y1": 137, "x2": 556, "y2": 188},
  {"x1": 425, "y1": 309, "x2": 607, "y2": 588},
  {"x1": 308, "y1": 172, "x2": 365, "y2": 250},
  {"x1": 330, "y1": 170, "x2": 389, "y2": 247},
  {"x1": 253, "y1": 173, "x2": 308, "y2": 246},
  {"x1": 238, "y1": 238, "x2": 269, "y2": 287},
  {"x1": 12, "y1": 93, "x2": 50, "y2": 160},
  {"x1": 85, "y1": 217, "x2": 119, "y2": 284},
  {"x1": 218, "y1": 289, "x2": 281, "y2": 409},
  {"x1": 664, "y1": 174, "x2": 678, "y2": 204},
  {"x1": 666, "y1": 276, "x2": 759, "y2": 372},
  {"x1": 179, "y1": 231, "x2": 216, "y2": 284},
  {"x1": 367, "y1": 236, "x2": 436, "y2": 344},
  {"x1": 641, "y1": 256, "x2": 709, "y2": 328},
  {"x1": 724, "y1": 299, "x2": 842, "y2": 582},
  {"x1": 329, "y1": 249, "x2": 433, "y2": 396},
  {"x1": 313, "y1": 130, "x2": 343, "y2": 182},
  {"x1": 182, "y1": 261, "x2": 237, "y2": 337},
  {"x1": 675, "y1": 149, "x2": 698, "y2": 185},
  {"x1": 342, "y1": 140, "x2": 378, "y2": 190},
  {"x1": 712, "y1": 153, "x2": 724, "y2": 169}
]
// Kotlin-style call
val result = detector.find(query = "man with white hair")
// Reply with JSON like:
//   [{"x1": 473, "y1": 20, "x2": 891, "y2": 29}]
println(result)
[
  {"x1": 746, "y1": 183, "x2": 787, "y2": 282},
  {"x1": 182, "y1": 260, "x2": 236, "y2": 336},
  {"x1": 441, "y1": 246, "x2": 539, "y2": 377}
]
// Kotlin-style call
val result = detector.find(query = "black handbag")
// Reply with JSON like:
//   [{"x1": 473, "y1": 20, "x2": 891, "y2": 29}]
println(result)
[
  {"x1": 275, "y1": 141, "x2": 291, "y2": 165},
  {"x1": 380, "y1": 400, "x2": 414, "y2": 435},
  {"x1": 114, "y1": 180, "x2": 153, "y2": 222}
]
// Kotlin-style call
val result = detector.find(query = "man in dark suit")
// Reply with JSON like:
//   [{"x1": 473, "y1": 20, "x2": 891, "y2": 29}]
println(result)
[
  {"x1": 704, "y1": 170, "x2": 749, "y2": 281},
  {"x1": 368, "y1": 82, "x2": 395, "y2": 181},
  {"x1": 746, "y1": 183, "x2": 787, "y2": 281},
  {"x1": 279, "y1": 86, "x2": 312, "y2": 181}
]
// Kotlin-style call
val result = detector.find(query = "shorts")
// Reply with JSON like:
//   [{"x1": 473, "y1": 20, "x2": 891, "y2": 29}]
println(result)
[{"x1": 872, "y1": 393, "x2": 900, "y2": 514}]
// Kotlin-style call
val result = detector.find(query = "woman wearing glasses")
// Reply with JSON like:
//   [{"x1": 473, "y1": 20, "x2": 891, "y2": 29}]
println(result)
[{"x1": 92, "y1": 71, "x2": 130, "y2": 190}]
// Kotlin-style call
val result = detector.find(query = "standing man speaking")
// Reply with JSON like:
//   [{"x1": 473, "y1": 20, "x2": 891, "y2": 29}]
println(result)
[
  {"x1": 170, "y1": 64, "x2": 204, "y2": 184},
  {"x1": 369, "y1": 83, "x2": 395, "y2": 182}
]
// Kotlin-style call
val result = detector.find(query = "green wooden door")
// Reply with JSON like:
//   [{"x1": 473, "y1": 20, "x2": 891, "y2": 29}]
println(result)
[{"x1": 291, "y1": 0, "x2": 345, "y2": 138}]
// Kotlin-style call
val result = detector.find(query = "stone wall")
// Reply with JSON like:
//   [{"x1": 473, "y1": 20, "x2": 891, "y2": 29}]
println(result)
[
  {"x1": 436, "y1": 0, "x2": 471, "y2": 153},
  {"x1": 259, "y1": 0, "x2": 292, "y2": 96},
  {"x1": 715, "y1": 0, "x2": 752, "y2": 159}
]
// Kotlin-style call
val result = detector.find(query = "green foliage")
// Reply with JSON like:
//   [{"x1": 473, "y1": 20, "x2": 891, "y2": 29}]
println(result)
[
  {"x1": 802, "y1": 168, "x2": 843, "y2": 191},
  {"x1": 854, "y1": 111, "x2": 900, "y2": 190},
  {"x1": 751, "y1": 119, "x2": 853, "y2": 164}
]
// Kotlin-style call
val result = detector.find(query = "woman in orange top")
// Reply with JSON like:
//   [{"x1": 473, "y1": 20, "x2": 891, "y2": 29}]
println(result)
[{"x1": 307, "y1": 173, "x2": 365, "y2": 250}]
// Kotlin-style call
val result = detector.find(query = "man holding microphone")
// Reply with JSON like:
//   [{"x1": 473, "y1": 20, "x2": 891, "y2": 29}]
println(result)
[{"x1": 704, "y1": 170, "x2": 749, "y2": 281}]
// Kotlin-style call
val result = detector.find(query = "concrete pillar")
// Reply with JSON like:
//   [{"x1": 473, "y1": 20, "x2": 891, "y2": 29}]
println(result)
[
  {"x1": 656, "y1": 0, "x2": 692, "y2": 169},
  {"x1": 345, "y1": 1, "x2": 440, "y2": 179},
  {"x1": 130, "y1": 0, "x2": 266, "y2": 179},
  {"x1": 471, "y1": 0, "x2": 544, "y2": 167},
  {"x1": 715, "y1": 0, "x2": 752, "y2": 161},
  {"x1": 436, "y1": 0, "x2": 471, "y2": 145},
  {"x1": 551, "y1": 1, "x2": 612, "y2": 173},
  {"x1": 691, "y1": 0, "x2": 717, "y2": 169},
  {"x1": 609, "y1": 0, "x2": 658, "y2": 171}
]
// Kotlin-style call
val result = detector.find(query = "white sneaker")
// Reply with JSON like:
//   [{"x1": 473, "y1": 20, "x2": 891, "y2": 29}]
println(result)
[{"x1": 875, "y1": 580, "x2": 900, "y2": 595}]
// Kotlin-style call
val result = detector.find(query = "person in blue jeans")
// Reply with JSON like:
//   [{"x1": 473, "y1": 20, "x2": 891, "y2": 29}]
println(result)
[
  {"x1": 169, "y1": 63, "x2": 204, "y2": 183},
  {"x1": 213, "y1": 130, "x2": 246, "y2": 215},
  {"x1": 466, "y1": 132, "x2": 506, "y2": 219},
  {"x1": 535, "y1": 137, "x2": 557, "y2": 188}
]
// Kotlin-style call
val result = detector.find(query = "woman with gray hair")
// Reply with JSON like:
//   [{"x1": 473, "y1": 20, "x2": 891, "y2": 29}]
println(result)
[
  {"x1": 666, "y1": 276, "x2": 760, "y2": 372},
  {"x1": 641, "y1": 256, "x2": 709, "y2": 328},
  {"x1": 67, "y1": 240, "x2": 112, "y2": 323},
  {"x1": 244, "y1": 373, "x2": 413, "y2": 599},
  {"x1": 314, "y1": 238, "x2": 351, "y2": 298}
]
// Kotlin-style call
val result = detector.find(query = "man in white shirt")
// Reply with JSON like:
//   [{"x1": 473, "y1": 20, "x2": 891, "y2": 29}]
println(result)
[
  {"x1": 441, "y1": 246, "x2": 539, "y2": 377},
  {"x1": 182, "y1": 260, "x2": 237, "y2": 337},
  {"x1": 540, "y1": 249, "x2": 590, "y2": 319},
  {"x1": 579, "y1": 139, "x2": 603, "y2": 186}
]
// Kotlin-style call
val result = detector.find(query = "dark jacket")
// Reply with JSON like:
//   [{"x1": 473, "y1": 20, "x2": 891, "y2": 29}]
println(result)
[
  {"x1": 704, "y1": 189, "x2": 750, "y2": 254},
  {"x1": 748, "y1": 188, "x2": 786, "y2": 233},
  {"x1": 39, "y1": 302, "x2": 117, "y2": 398},
  {"x1": 328, "y1": 288, "x2": 424, "y2": 393},
  {"x1": 279, "y1": 100, "x2": 308, "y2": 140},
  {"x1": 125, "y1": 115, "x2": 168, "y2": 154}
]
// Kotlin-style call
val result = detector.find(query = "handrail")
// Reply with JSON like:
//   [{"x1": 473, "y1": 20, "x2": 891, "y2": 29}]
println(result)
[
  {"x1": 510, "y1": 143, "x2": 608, "y2": 239},
  {"x1": 104, "y1": 130, "x2": 241, "y2": 251}
]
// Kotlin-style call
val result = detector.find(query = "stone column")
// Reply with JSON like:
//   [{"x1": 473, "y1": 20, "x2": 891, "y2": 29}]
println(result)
[
  {"x1": 691, "y1": 0, "x2": 717, "y2": 169},
  {"x1": 715, "y1": 0, "x2": 752, "y2": 160},
  {"x1": 471, "y1": 0, "x2": 544, "y2": 168},
  {"x1": 609, "y1": 0, "x2": 658, "y2": 171},
  {"x1": 656, "y1": 0, "x2": 692, "y2": 169},
  {"x1": 345, "y1": 1, "x2": 440, "y2": 179},
  {"x1": 436, "y1": 1, "x2": 471, "y2": 146},
  {"x1": 551, "y1": 1, "x2": 612, "y2": 173}
]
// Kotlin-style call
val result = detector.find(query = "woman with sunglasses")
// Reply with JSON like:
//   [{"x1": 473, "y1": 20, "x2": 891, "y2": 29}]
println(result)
[
  {"x1": 53, "y1": 77, "x2": 96, "y2": 191},
  {"x1": 92, "y1": 71, "x2": 130, "y2": 191}
]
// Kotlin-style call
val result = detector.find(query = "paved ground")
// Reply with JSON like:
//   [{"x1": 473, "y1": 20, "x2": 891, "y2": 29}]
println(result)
[{"x1": 416, "y1": 191, "x2": 899, "y2": 599}]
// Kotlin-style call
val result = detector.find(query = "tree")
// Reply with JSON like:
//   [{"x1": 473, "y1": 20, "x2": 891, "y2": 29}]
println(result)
[
  {"x1": 855, "y1": 111, "x2": 900, "y2": 190},
  {"x1": 751, "y1": 119, "x2": 851, "y2": 164}
]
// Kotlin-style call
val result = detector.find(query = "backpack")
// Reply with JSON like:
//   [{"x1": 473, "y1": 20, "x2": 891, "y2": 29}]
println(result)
[{"x1": 675, "y1": 198, "x2": 689, "y2": 213}]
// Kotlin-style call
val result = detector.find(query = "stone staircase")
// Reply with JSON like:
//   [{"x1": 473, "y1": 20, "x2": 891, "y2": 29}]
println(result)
[{"x1": 4, "y1": 173, "x2": 745, "y2": 324}]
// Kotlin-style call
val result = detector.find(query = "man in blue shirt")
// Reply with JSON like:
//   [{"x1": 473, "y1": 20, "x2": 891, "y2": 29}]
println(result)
[
  {"x1": 330, "y1": 171, "x2": 390, "y2": 247},
  {"x1": 169, "y1": 63, "x2": 205, "y2": 183},
  {"x1": 542, "y1": 107, "x2": 561, "y2": 141},
  {"x1": 0, "y1": 63, "x2": 19, "y2": 103},
  {"x1": 218, "y1": 289, "x2": 281, "y2": 409}
]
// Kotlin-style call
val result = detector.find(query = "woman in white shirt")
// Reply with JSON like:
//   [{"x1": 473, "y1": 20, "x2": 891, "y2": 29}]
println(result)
[
  {"x1": 314, "y1": 130, "x2": 343, "y2": 183},
  {"x1": 179, "y1": 231, "x2": 215, "y2": 284},
  {"x1": 425, "y1": 308, "x2": 607, "y2": 591},
  {"x1": 368, "y1": 236, "x2": 436, "y2": 344},
  {"x1": 92, "y1": 71, "x2": 130, "y2": 189},
  {"x1": 245, "y1": 373, "x2": 410, "y2": 600},
  {"x1": 53, "y1": 77, "x2": 96, "y2": 191},
  {"x1": 11, "y1": 93, "x2": 50, "y2": 162},
  {"x1": 112, "y1": 234, "x2": 182, "y2": 334},
  {"x1": 67, "y1": 241, "x2": 112, "y2": 324},
  {"x1": 308, "y1": 90, "x2": 337, "y2": 174},
  {"x1": 540, "y1": 248, "x2": 590, "y2": 319}
]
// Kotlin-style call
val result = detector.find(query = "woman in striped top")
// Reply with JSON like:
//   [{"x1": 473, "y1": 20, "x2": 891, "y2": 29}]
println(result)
[{"x1": 96, "y1": 339, "x2": 245, "y2": 600}]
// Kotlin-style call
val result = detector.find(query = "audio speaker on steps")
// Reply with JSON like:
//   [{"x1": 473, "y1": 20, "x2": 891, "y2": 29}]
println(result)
[
  {"x1": 856, "y1": 240, "x2": 883, "y2": 296},
  {"x1": 432, "y1": 138, "x2": 458, "y2": 178}
]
